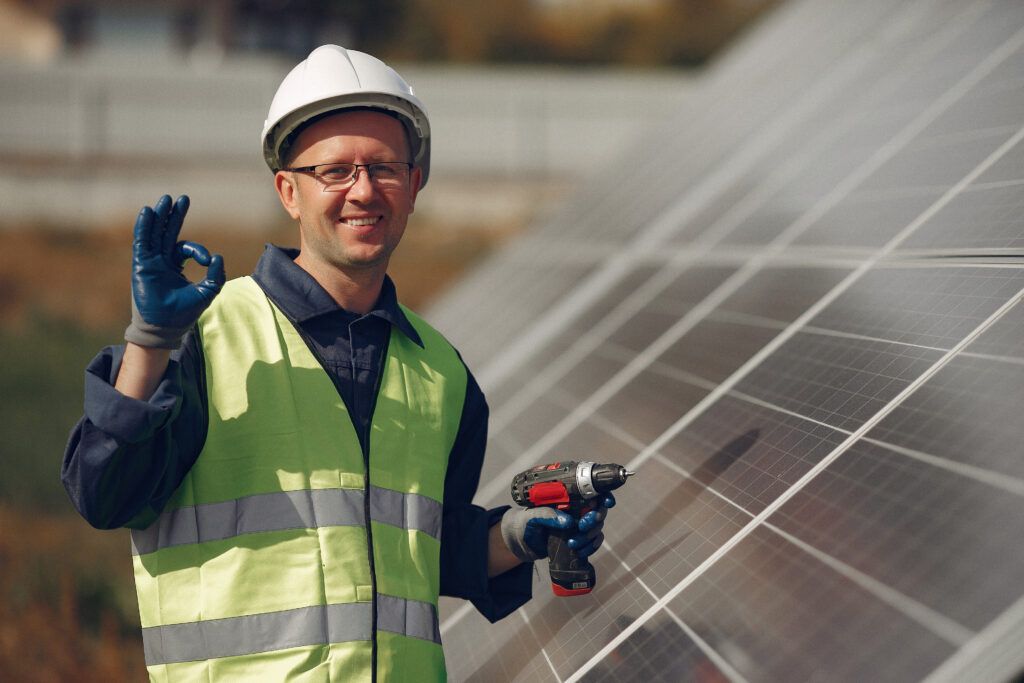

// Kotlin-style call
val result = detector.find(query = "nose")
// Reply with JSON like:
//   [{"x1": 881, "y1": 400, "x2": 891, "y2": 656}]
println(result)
[{"x1": 346, "y1": 166, "x2": 377, "y2": 202}]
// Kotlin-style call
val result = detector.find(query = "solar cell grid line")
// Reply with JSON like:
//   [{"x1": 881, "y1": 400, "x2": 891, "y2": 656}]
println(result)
[
  {"x1": 580, "y1": 448, "x2": 979, "y2": 681},
  {"x1": 902, "y1": 143, "x2": 1024, "y2": 252},
  {"x1": 434, "y1": 0, "x2": 991, "y2": 368},
  {"x1": 707, "y1": 58, "x2": 1010, "y2": 249},
  {"x1": 859, "y1": 435, "x2": 1024, "y2": 498},
  {"x1": 430, "y1": 0, "x2": 966, "y2": 378},
  {"x1": 469, "y1": 0, "x2": 919, "y2": 390},
  {"x1": 456, "y1": 395, "x2": 850, "y2": 679},
  {"x1": 859, "y1": 299, "x2": 1024, "y2": 482},
  {"x1": 466, "y1": 15, "x2": 1024, "y2": 512},
  {"x1": 512, "y1": 470, "x2": 746, "y2": 683},
  {"x1": 543, "y1": 0, "x2": 901, "y2": 246},
  {"x1": 702, "y1": 1, "x2": 997, "y2": 249},
  {"x1": 591, "y1": 359, "x2": 717, "y2": 446},
  {"x1": 465, "y1": 40, "x2": 1024, "y2": 518},
  {"x1": 762, "y1": 515, "x2": 977, "y2": 647},
  {"x1": 565, "y1": 273, "x2": 1024, "y2": 682},
  {"x1": 597, "y1": 538, "x2": 750, "y2": 683},
  {"x1": 448, "y1": 98, "x2": 1024, "y2": 659},
  {"x1": 647, "y1": 448, "x2": 977, "y2": 648},
  {"x1": 518, "y1": 609, "x2": 564, "y2": 683},
  {"x1": 469, "y1": 0, "x2": 992, "y2": 479},
  {"x1": 456, "y1": 54, "x2": 1024, "y2": 683},
  {"x1": 545, "y1": 103, "x2": 1024, "y2": 682},
  {"x1": 766, "y1": 439, "x2": 1024, "y2": 632},
  {"x1": 487, "y1": 262, "x2": 736, "y2": 437},
  {"x1": 923, "y1": 594, "x2": 1024, "y2": 683},
  {"x1": 735, "y1": 268, "x2": 1024, "y2": 425},
  {"x1": 559, "y1": 265, "x2": 663, "y2": 336},
  {"x1": 557, "y1": 270, "x2": 1024, "y2": 675},
  {"x1": 438, "y1": 5, "x2": 1024, "y2": 683},
  {"x1": 956, "y1": 292, "x2": 1024, "y2": 359},
  {"x1": 722, "y1": 312, "x2": 958, "y2": 358},
  {"x1": 662, "y1": 530, "x2": 956, "y2": 682}
]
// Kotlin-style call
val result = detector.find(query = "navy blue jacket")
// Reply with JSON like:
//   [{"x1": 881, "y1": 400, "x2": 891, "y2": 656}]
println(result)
[{"x1": 61, "y1": 245, "x2": 531, "y2": 622}]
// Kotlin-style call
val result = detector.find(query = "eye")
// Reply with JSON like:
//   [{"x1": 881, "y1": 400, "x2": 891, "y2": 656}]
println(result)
[
  {"x1": 318, "y1": 164, "x2": 356, "y2": 182},
  {"x1": 368, "y1": 163, "x2": 401, "y2": 180}
]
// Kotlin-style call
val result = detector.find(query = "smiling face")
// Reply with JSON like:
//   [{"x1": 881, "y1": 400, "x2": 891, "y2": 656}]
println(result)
[{"x1": 274, "y1": 110, "x2": 422, "y2": 282}]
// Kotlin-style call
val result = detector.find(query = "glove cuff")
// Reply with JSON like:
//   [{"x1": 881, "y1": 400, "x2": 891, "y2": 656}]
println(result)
[
  {"x1": 125, "y1": 319, "x2": 191, "y2": 349},
  {"x1": 500, "y1": 509, "x2": 545, "y2": 564},
  {"x1": 125, "y1": 293, "x2": 196, "y2": 349}
]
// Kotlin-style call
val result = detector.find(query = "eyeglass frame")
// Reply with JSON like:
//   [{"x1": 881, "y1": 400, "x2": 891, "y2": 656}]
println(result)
[{"x1": 282, "y1": 161, "x2": 415, "y2": 191}]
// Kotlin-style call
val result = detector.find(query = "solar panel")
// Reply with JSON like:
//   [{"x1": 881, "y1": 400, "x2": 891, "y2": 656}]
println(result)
[{"x1": 427, "y1": 0, "x2": 1024, "y2": 680}]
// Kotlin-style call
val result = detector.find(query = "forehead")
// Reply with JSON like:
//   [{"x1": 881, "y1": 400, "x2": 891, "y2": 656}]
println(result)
[{"x1": 291, "y1": 110, "x2": 409, "y2": 162}]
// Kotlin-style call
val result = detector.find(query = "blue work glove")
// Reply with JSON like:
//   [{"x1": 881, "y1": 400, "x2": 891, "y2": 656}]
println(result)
[
  {"x1": 124, "y1": 195, "x2": 225, "y2": 349},
  {"x1": 500, "y1": 494, "x2": 616, "y2": 564},
  {"x1": 568, "y1": 493, "x2": 615, "y2": 560}
]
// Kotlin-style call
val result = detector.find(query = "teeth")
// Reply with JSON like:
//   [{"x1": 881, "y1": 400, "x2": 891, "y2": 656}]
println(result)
[{"x1": 342, "y1": 217, "x2": 378, "y2": 227}]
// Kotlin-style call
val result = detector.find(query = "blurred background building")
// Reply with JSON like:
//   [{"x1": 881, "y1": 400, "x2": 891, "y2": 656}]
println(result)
[{"x1": 0, "y1": 0, "x2": 776, "y2": 231}]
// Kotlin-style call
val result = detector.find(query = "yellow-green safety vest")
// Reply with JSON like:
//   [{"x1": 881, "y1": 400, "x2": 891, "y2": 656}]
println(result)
[{"x1": 129, "y1": 276, "x2": 467, "y2": 682}]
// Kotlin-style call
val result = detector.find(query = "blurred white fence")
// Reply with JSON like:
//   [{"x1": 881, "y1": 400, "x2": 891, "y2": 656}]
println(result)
[{"x1": 0, "y1": 55, "x2": 691, "y2": 229}]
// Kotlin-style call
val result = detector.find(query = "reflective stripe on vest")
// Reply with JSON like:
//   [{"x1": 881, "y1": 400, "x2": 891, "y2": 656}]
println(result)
[
  {"x1": 131, "y1": 277, "x2": 465, "y2": 682},
  {"x1": 142, "y1": 595, "x2": 440, "y2": 666},
  {"x1": 130, "y1": 486, "x2": 443, "y2": 555}
]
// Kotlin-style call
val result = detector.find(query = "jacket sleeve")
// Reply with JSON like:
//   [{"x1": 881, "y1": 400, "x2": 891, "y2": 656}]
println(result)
[
  {"x1": 60, "y1": 332, "x2": 208, "y2": 530},
  {"x1": 438, "y1": 364, "x2": 533, "y2": 622}
]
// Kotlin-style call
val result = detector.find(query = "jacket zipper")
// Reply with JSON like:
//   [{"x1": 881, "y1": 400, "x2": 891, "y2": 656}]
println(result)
[
  {"x1": 296, "y1": 322, "x2": 387, "y2": 682},
  {"x1": 362, "y1": 331, "x2": 388, "y2": 683}
]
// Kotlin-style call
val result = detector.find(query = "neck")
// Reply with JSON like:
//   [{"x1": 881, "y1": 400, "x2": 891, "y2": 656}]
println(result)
[{"x1": 294, "y1": 253, "x2": 386, "y2": 315}]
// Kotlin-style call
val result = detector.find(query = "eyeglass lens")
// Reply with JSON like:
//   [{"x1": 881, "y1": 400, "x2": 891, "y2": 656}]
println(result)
[{"x1": 316, "y1": 163, "x2": 409, "y2": 190}]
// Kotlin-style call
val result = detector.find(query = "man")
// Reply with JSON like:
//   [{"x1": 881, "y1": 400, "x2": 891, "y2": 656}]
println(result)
[{"x1": 62, "y1": 45, "x2": 612, "y2": 681}]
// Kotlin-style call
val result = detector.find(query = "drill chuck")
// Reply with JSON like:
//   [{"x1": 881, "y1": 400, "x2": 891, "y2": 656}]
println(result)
[{"x1": 589, "y1": 463, "x2": 633, "y2": 494}]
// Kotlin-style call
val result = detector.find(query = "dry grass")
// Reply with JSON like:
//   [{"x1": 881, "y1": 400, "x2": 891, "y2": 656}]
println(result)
[
  {"x1": 0, "y1": 505, "x2": 144, "y2": 681},
  {"x1": 0, "y1": 216, "x2": 512, "y2": 334}
]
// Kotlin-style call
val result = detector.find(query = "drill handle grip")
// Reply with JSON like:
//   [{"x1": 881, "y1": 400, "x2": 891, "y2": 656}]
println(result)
[{"x1": 547, "y1": 526, "x2": 596, "y2": 596}]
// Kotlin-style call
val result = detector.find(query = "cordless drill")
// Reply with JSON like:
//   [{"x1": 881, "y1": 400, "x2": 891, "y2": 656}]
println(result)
[{"x1": 511, "y1": 461, "x2": 634, "y2": 596}]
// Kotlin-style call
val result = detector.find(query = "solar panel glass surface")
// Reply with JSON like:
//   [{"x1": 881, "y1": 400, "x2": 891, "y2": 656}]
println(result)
[{"x1": 428, "y1": 0, "x2": 1024, "y2": 680}]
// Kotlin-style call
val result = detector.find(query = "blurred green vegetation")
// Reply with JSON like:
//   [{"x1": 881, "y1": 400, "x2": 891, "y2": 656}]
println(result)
[
  {"x1": 0, "y1": 315, "x2": 119, "y2": 512},
  {"x1": 0, "y1": 306, "x2": 147, "y2": 670},
  {"x1": 0, "y1": 312, "x2": 145, "y2": 678}
]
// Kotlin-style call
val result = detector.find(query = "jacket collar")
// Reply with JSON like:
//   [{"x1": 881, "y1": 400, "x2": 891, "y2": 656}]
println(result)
[{"x1": 252, "y1": 244, "x2": 423, "y2": 348}]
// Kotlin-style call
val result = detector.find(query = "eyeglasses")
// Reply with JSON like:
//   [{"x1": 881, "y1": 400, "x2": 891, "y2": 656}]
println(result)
[{"x1": 283, "y1": 162, "x2": 413, "y2": 191}]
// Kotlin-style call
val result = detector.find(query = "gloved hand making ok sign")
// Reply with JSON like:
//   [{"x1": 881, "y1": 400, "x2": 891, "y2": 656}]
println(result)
[
  {"x1": 500, "y1": 494, "x2": 616, "y2": 564},
  {"x1": 124, "y1": 195, "x2": 225, "y2": 349}
]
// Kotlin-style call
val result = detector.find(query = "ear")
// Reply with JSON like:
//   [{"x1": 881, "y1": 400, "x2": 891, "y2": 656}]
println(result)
[
  {"x1": 274, "y1": 171, "x2": 302, "y2": 220},
  {"x1": 407, "y1": 166, "x2": 423, "y2": 213}
]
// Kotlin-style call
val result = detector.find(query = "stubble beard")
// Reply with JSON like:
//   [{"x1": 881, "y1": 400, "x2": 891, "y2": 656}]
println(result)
[{"x1": 301, "y1": 217, "x2": 397, "y2": 275}]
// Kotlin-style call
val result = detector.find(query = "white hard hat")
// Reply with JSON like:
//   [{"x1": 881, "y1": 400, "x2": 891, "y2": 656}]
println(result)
[{"x1": 262, "y1": 45, "x2": 431, "y2": 187}]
